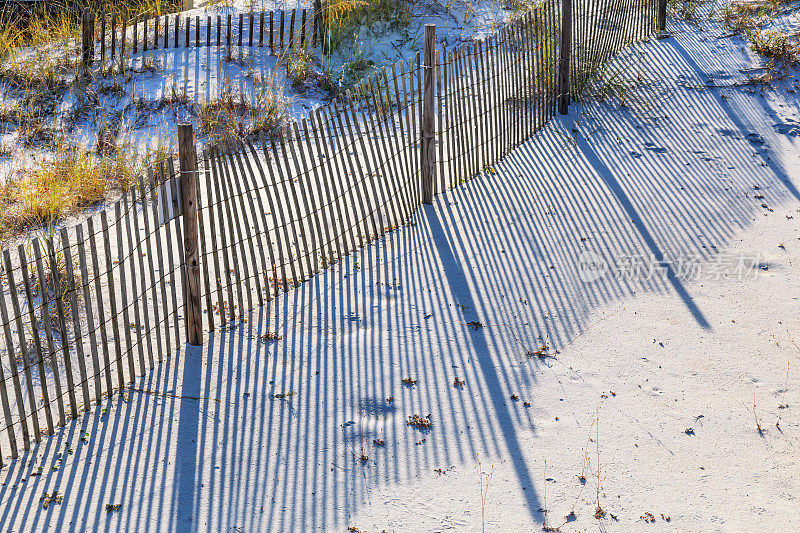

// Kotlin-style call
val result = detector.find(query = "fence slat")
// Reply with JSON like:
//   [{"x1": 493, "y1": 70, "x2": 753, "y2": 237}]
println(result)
[
  {"x1": 230, "y1": 147, "x2": 269, "y2": 306},
  {"x1": 31, "y1": 240, "x2": 68, "y2": 426},
  {"x1": 18, "y1": 245, "x2": 54, "y2": 435},
  {"x1": 218, "y1": 148, "x2": 255, "y2": 313},
  {"x1": 0, "y1": 273, "x2": 22, "y2": 455},
  {"x1": 138, "y1": 174, "x2": 164, "y2": 364},
  {"x1": 75, "y1": 224, "x2": 104, "y2": 404},
  {"x1": 147, "y1": 167, "x2": 173, "y2": 356},
  {"x1": 208, "y1": 150, "x2": 238, "y2": 322},
  {"x1": 255, "y1": 134, "x2": 296, "y2": 292},
  {"x1": 54, "y1": 231, "x2": 90, "y2": 412},
  {"x1": 99, "y1": 211, "x2": 125, "y2": 391},
  {"x1": 3, "y1": 250, "x2": 38, "y2": 445}
]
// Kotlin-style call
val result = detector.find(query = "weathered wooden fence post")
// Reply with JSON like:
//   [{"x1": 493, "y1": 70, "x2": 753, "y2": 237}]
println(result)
[
  {"x1": 658, "y1": 0, "x2": 669, "y2": 36},
  {"x1": 421, "y1": 24, "x2": 436, "y2": 204},
  {"x1": 81, "y1": 8, "x2": 93, "y2": 72},
  {"x1": 558, "y1": 0, "x2": 572, "y2": 115},
  {"x1": 178, "y1": 124, "x2": 203, "y2": 346}
]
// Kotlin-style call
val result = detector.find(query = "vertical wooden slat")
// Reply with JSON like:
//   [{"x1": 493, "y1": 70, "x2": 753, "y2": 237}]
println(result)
[
  {"x1": 31, "y1": 239, "x2": 69, "y2": 425},
  {"x1": 0, "y1": 274, "x2": 21, "y2": 456},
  {"x1": 436, "y1": 48, "x2": 444, "y2": 194},
  {"x1": 228, "y1": 147, "x2": 268, "y2": 306},
  {"x1": 258, "y1": 132, "x2": 298, "y2": 290},
  {"x1": 99, "y1": 212, "x2": 125, "y2": 391},
  {"x1": 54, "y1": 231, "x2": 91, "y2": 412},
  {"x1": 196, "y1": 151, "x2": 217, "y2": 331},
  {"x1": 207, "y1": 151, "x2": 237, "y2": 322},
  {"x1": 119, "y1": 17, "x2": 126, "y2": 74},
  {"x1": 74, "y1": 225, "x2": 103, "y2": 404},
  {"x1": 239, "y1": 13, "x2": 244, "y2": 47},
  {"x1": 260, "y1": 12, "x2": 265, "y2": 48},
  {"x1": 178, "y1": 125, "x2": 203, "y2": 346},
  {"x1": 138, "y1": 174, "x2": 163, "y2": 363},
  {"x1": 20, "y1": 244, "x2": 56, "y2": 434},
  {"x1": 269, "y1": 11, "x2": 274, "y2": 54},
  {"x1": 114, "y1": 201, "x2": 136, "y2": 384},
  {"x1": 249, "y1": 13, "x2": 254, "y2": 47},
  {"x1": 421, "y1": 25, "x2": 436, "y2": 204},
  {"x1": 289, "y1": 9, "x2": 296, "y2": 49},
  {"x1": 125, "y1": 187, "x2": 151, "y2": 372},
  {"x1": 476, "y1": 40, "x2": 491, "y2": 170},
  {"x1": 3, "y1": 251, "x2": 37, "y2": 445},
  {"x1": 101, "y1": 12, "x2": 107, "y2": 66},
  {"x1": 226, "y1": 14, "x2": 232, "y2": 48},
  {"x1": 111, "y1": 13, "x2": 117, "y2": 66},
  {"x1": 279, "y1": 11, "x2": 285, "y2": 51}
]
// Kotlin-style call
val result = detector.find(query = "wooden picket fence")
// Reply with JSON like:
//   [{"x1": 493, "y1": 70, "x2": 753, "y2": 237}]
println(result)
[
  {"x1": 81, "y1": 1, "x2": 324, "y2": 73},
  {"x1": 0, "y1": 0, "x2": 664, "y2": 464}
]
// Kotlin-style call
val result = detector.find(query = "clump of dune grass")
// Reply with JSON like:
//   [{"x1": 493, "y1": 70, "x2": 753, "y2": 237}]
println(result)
[
  {"x1": 747, "y1": 29, "x2": 799, "y2": 63},
  {"x1": 322, "y1": 0, "x2": 411, "y2": 53},
  {"x1": 196, "y1": 80, "x2": 289, "y2": 147},
  {"x1": 720, "y1": 0, "x2": 796, "y2": 33},
  {"x1": 0, "y1": 139, "x2": 168, "y2": 236},
  {"x1": 286, "y1": 46, "x2": 315, "y2": 88}
]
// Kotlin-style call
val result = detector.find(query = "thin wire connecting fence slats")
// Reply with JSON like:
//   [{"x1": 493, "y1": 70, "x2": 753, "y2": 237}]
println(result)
[{"x1": 0, "y1": 164, "x2": 187, "y2": 461}]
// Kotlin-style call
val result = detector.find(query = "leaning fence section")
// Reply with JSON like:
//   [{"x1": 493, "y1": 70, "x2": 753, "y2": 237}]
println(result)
[
  {"x1": 0, "y1": 0, "x2": 665, "y2": 464},
  {"x1": 197, "y1": 58, "x2": 422, "y2": 327},
  {"x1": 0, "y1": 159, "x2": 190, "y2": 463}
]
